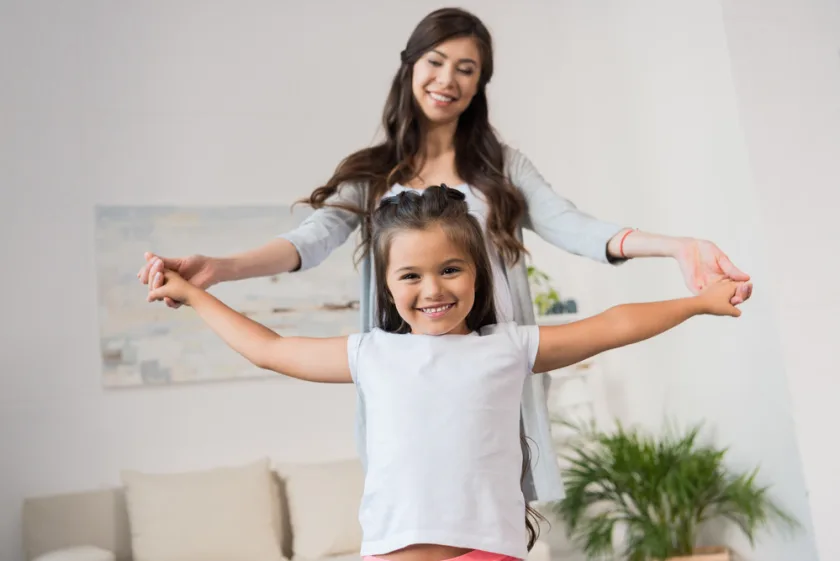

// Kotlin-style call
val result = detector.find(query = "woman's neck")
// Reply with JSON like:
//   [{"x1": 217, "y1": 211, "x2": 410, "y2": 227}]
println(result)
[
  {"x1": 422, "y1": 120, "x2": 457, "y2": 158},
  {"x1": 403, "y1": 119, "x2": 461, "y2": 189}
]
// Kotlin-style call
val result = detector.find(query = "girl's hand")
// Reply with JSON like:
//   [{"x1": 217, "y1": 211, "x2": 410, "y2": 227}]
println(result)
[
  {"x1": 147, "y1": 270, "x2": 198, "y2": 307},
  {"x1": 696, "y1": 280, "x2": 747, "y2": 317},
  {"x1": 675, "y1": 239, "x2": 752, "y2": 305},
  {"x1": 138, "y1": 252, "x2": 218, "y2": 308}
]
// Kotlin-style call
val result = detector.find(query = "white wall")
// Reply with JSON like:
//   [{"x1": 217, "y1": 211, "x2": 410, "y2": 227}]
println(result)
[
  {"x1": 720, "y1": 2, "x2": 840, "y2": 560},
  {"x1": 515, "y1": 3, "x2": 819, "y2": 560},
  {"x1": 0, "y1": 1, "x2": 826, "y2": 560}
]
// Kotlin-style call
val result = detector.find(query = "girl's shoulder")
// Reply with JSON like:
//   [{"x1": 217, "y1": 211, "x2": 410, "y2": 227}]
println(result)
[
  {"x1": 479, "y1": 321, "x2": 540, "y2": 343},
  {"x1": 478, "y1": 321, "x2": 513, "y2": 336},
  {"x1": 480, "y1": 321, "x2": 541, "y2": 367},
  {"x1": 478, "y1": 321, "x2": 537, "y2": 341},
  {"x1": 355, "y1": 327, "x2": 413, "y2": 345}
]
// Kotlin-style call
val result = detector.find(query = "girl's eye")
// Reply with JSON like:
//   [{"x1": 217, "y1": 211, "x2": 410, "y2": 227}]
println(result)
[
  {"x1": 428, "y1": 59, "x2": 443, "y2": 67},
  {"x1": 442, "y1": 267, "x2": 461, "y2": 275},
  {"x1": 400, "y1": 273, "x2": 419, "y2": 281},
  {"x1": 457, "y1": 68, "x2": 474, "y2": 76}
]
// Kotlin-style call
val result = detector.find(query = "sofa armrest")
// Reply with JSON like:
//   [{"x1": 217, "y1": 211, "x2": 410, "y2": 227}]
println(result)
[
  {"x1": 32, "y1": 546, "x2": 115, "y2": 561},
  {"x1": 22, "y1": 488, "x2": 132, "y2": 561}
]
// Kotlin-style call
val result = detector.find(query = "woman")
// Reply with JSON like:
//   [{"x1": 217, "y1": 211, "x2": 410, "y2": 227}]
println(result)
[{"x1": 138, "y1": 7, "x2": 751, "y2": 504}]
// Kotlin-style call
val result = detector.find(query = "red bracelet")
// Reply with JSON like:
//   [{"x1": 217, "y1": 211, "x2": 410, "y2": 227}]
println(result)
[{"x1": 619, "y1": 229, "x2": 636, "y2": 259}]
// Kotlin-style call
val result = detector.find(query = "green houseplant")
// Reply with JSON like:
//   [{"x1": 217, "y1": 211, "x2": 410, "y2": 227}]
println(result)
[
  {"x1": 553, "y1": 422, "x2": 798, "y2": 560},
  {"x1": 527, "y1": 265, "x2": 560, "y2": 315},
  {"x1": 527, "y1": 264, "x2": 580, "y2": 316}
]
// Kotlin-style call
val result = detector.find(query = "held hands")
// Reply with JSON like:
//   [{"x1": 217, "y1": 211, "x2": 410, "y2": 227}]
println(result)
[
  {"x1": 674, "y1": 239, "x2": 753, "y2": 305},
  {"x1": 695, "y1": 280, "x2": 744, "y2": 317},
  {"x1": 138, "y1": 252, "x2": 217, "y2": 308},
  {"x1": 146, "y1": 269, "x2": 198, "y2": 307}
]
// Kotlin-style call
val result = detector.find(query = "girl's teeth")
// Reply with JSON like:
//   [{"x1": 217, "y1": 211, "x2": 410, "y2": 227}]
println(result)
[
  {"x1": 424, "y1": 304, "x2": 452, "y2": 313},
  {"x1": 430, "y1": 93, "x2": 454, "y2": 102}
]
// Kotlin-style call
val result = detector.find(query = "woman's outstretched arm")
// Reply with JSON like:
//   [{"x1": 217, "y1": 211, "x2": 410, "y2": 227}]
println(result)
[{"x1": 506, "y1": 146, "x2": 752, "y2": 305}]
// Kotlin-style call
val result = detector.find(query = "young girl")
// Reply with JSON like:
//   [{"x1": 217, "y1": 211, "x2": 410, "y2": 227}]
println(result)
[
  {"x1": 138, "y1": 6, "x2": 751, "y2": 505},
  {"x1": 147, "y1": 186, "x2": 744, "y2": 561}
]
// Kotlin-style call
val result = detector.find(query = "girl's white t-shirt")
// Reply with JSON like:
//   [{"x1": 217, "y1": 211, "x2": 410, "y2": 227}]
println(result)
[
  {"x1": 347, "y1": 322, "x2": 540, "y2": 558},
  {"x1": 382, "y1": 184, "x2": 516, "y2": 323}
]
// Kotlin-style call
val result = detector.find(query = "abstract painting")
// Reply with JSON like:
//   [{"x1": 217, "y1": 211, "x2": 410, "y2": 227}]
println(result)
[{"x1": 94, "y1": 205, "x2": 361, "y2": 388}]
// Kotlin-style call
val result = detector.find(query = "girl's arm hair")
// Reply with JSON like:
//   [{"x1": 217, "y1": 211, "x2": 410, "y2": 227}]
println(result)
[
  {"x1": 188, "y1": 288, "x2": 352, "y2": 383},
  {"x1": 532, "y1": 284, "x2": 739, "y2": 373}
]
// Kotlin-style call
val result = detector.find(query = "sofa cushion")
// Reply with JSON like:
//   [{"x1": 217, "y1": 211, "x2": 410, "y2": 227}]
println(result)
[
  {"x1": 276, "y1": 459, "x2": 364, "y2": 560},
  {"x1": 121, "y1": 458, "x2": 284, "y2": 561}
]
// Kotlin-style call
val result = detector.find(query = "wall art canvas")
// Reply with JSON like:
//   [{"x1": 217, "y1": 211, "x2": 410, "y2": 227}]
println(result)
[{"x1": 95, "y1": 205, "x2": 360, "y2": 388}]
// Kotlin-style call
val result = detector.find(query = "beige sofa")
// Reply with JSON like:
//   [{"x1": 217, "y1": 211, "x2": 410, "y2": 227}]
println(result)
[{"x1": 21, "y1": 458, "x2": 551, "y2": 561}]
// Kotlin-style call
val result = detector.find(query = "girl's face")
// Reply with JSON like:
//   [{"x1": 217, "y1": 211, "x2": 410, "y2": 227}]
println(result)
[
  {"x1": 411, "y1": 36, "x2": 482, "y2": 126},
  {"x1": 385, "y1": 224, "x2": 476, "y2": 336}
]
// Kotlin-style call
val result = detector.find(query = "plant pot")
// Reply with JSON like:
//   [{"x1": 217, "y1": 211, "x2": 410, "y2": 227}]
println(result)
[{"x1": 665, "y1": 546, "x2": 730, "y2": 561}]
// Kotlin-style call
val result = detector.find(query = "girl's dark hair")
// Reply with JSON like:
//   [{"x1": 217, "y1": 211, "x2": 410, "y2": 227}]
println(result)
[
  {"x1": 371, "y1": 185, "x2": 495, "y2": 334},
  {"x1": 300, "y1": 7, "x2": 527, "y2": 267},
  {"x1": 371, "y1": 185, "x2": 544, "y2": 550}
]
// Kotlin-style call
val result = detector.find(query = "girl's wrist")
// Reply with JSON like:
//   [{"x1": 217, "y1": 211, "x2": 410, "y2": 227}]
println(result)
[
  {"x1": 689, "y1": 293, "x2": 710, "y2": 316},
  {"x1": 183, "y1": 284, "x2": 205, "y2": 307}
]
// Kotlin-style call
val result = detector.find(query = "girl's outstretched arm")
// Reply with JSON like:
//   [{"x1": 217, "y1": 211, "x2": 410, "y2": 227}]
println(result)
[
  {"x1": 532, "y1": 280, "x2": 742, "y2": 374},
  {"x1": 148, "y1": 270, "x2": 352, "y2": 383}
]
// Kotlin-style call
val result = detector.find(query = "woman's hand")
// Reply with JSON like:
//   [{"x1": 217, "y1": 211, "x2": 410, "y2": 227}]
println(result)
[
  {"x1": 146, "y1": 270, "x2": 198, "y2": 307},
  {"x1": 138, "y1": 252, "x2": 218, "y2": 308},
  {"x1": 675, "y1": 239, "x2": 752, "y2": 305}
]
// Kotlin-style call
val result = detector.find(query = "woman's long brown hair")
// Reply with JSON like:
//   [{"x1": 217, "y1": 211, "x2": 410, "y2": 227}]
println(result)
[
  {"x1": 299, "y1": 7, "x2": 527, "y2": 267},
  {"x1": 370, "y1": 185, "x2": 545, "y2": 550}
]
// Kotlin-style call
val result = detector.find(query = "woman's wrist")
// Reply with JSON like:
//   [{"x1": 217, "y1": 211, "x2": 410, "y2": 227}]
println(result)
[
  {"x1": 608, "y1": 229, "x2": 690, "y2": 260},
  {"x1": 661, "y1": 235, "x2": 691, "y2": 259},
  {"x1": 213, "y1": 239, "x2": 302, "y2": 284},
  {"x1": 213, "y1": 257, "x2": 239, "y2": 284}
]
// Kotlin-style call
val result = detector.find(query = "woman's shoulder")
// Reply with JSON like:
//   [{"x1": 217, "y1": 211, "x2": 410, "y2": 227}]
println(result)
[
  {"x1": 500, "y1": 143, "x2": 538, "y2": 185},
  {"x1": 335, "y1": 177, "x2": 371, "y2": 191},
  {"x1": 500, "y1": 142, "x2": 523, "y2": 162},
  {"x1": 324, "y1": 178, "x2": 370, "y2": 205}
]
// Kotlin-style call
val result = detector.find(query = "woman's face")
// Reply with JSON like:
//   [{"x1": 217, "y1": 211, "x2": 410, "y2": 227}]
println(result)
[{"x1": 411, "y1": 36, "x2": 482, "y2": 126}]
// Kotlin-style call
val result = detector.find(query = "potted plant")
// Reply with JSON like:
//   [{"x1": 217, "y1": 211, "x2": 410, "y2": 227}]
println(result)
[
  {"x1": 552, "y1": 422, "x2": 798, "y2": 560},
  {"x1": 527, "y1": 265, "x2": 576, "y2": 316}
]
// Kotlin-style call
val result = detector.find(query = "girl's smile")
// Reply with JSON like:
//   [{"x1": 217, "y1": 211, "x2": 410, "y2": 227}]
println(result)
[{"x1": 386, "y1": 225, "x2": 476, "y2": 336}]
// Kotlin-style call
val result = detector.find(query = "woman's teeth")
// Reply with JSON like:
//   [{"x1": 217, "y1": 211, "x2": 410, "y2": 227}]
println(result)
[{"x1": 429, "y1": 92, "x2": 455, "y2": 103}]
